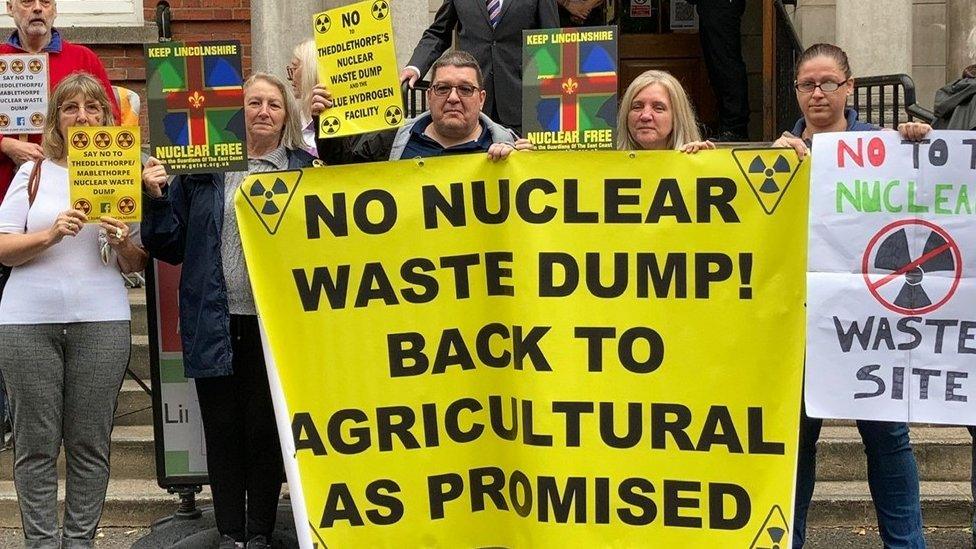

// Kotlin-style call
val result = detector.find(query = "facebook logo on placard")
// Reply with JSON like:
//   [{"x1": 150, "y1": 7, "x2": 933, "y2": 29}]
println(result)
[{"x1": 16, "y1": 117, "x2": 24, "y2": 126}]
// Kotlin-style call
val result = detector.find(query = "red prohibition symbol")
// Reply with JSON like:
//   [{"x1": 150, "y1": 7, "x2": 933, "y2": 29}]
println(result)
[{"x1": 861, "y1": 219, "x2": 963, "y2": 315}]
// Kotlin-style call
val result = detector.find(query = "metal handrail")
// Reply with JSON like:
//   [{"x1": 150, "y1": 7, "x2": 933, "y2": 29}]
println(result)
[
  {"x1": 851, "y1": 74, "x2": 935, "y2": 128},
  {"x1": 403, "y1": 80, "x2": 430, "y2": 119},
  {"x1": 772, "y1": 0, "x2": 804, "y2": 136}
]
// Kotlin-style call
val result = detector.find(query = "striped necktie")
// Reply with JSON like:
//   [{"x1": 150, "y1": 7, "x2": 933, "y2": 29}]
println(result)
[{"x1": 487, "y1": 0, "x2": 501, "y2": 28}]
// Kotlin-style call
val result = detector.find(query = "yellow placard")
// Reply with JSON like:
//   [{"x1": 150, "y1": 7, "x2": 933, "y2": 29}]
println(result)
[
  {"x1": 68, "y1": 126, "x2": 141, "y2": 223},
  {"x1": 313, "y1": 0, "x2": 404, "y2": 139},
  {"x1": 236, "y1": 150, "x2": 809, "y2": 548}
]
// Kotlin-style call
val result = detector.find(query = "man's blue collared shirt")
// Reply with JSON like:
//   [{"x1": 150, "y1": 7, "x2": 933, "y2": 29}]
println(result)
[
  {"x1": 400, "y1": 117, "x2": 492, "y2": 159},
  {"x1": 6, "y1": 28, "x2": 62, "y2": 53}
]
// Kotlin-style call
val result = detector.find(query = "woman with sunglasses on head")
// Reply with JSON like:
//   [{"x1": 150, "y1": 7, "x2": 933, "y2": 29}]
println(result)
[
  {"x1": 773, "y1": 43, "x2": 931, "y2": 549},
  {"x1": 0, "y1": 72, "x2": 146, "y2": 549}
]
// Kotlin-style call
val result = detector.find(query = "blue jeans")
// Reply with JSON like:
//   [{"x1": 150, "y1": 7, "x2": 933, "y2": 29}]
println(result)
[{"x1": 794, "y1": 409, "x2": 925, "y2": 548}]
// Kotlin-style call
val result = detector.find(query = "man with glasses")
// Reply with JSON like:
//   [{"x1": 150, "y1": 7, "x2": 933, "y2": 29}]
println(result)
[
  {"x1": 315, "y1": 51, "x2": 531, "y2": 163},
  {"x1": 0, "y1": 0, "x2": 119, "y2": 205}
]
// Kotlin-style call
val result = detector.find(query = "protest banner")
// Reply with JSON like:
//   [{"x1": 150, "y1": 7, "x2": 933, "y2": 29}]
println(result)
[
  {"x1": 313, "y1": 0, "x2": 404, "y2": 139},
  {"x1": 0, "y1": 53, "x2": 47, "y2": 134},
  {"x1": 522, "y1": 26, "x2": 617, "y2": 151},
  {"x1": 67, "y1": 126, "x2": 141, "y2": 223},
  {"x1": 145, "y1": 40, "x2": 247, "y2": 174},
  {"x1": 807, "y1": 130, "x2": 976, "y2": 424},
  {"x1": 236, "y1": 149, "x2": 808, "y2": 548}
]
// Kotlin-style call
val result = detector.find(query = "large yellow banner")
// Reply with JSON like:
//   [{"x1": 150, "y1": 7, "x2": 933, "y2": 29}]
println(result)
[{"x1": 236, "y1": 149, "x2": 809, "y2": 548}]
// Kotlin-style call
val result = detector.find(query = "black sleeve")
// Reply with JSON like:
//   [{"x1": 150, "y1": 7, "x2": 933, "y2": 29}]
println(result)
[{"x1": 315, "y1": 121, "x2": 398, "y2": 165}]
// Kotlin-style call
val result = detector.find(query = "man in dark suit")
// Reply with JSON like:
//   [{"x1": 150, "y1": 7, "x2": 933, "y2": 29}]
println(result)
[
  {"x1": 399, "y1": 0, "x2": 559, "y2": 136},
  {"x1": 687, "y1": 0, "x2": 749, "y2": 141}
]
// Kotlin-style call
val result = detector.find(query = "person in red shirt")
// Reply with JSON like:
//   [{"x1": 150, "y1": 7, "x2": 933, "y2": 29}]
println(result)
[{"x1": 0, "y1": 0, "x2": 119, "y2": 203}]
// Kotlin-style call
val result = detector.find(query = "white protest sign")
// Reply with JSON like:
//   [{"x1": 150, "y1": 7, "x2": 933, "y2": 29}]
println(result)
[
  {"x1": 0, "y1": 53, "x2": 48, "y2": 134},
  {"x1": 807, "y1": 130, "x2": 976, "y2": 424}
]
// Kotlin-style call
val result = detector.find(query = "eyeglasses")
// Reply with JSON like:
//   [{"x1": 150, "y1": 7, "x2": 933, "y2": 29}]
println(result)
[
  {"x1": 59, "y1": 103, "x2": 103, "y2": 116},
  {"x1": 794, "y1": 79, "x2": 848, "y2": 93},
  {"x1": 430, "y1": 83, "x2": 480, "y2": 98},
  {"x1": 17, "y1": 0, "x2": 52, "y2": 7},
  {"x1": 286, "y1": 65, "x2": 296, "y2": 81}
]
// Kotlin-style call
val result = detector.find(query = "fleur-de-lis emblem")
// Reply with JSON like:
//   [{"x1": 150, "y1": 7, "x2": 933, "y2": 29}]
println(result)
[
  {"x1": 562, "y1": 77, "x2": 578, "y2": 95},
  {"x1": 188, "y1": 91, "x2": 205, "y2": 109}
]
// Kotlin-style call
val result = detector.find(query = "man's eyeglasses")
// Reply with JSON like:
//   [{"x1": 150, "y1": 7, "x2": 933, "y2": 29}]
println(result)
[
  {"x1": 17, "y1": 0, "x2": 52, "y2": 7},
  {"x1": 430, "y1": 83, "x2": 480, "y2": 98},
  {"x1": 59, "y1": 103, "x2": 104, "y2": 116},
  {"x1": 794, "y1": 79, "x2": 848, "y2": 93}
]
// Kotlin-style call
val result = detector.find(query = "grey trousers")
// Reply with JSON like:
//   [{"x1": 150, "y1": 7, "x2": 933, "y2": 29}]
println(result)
[{"x1": 0, "y1": 322, "x2": 130, "y2": 549}]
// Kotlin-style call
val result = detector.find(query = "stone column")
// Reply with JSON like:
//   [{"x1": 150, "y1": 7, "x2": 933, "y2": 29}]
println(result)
[
  {"x1": 251, "y1": 2, "x2": 321, "y2": 78},
  {"x1": 251, "y1": 0, "x2": 430, "y2": 79},
  {"x1": 835, "y1": 0, "x2": 912, "y2": 76},
  {"x1": 946, "y1": 0, "x2": 976, "y2": 80}
]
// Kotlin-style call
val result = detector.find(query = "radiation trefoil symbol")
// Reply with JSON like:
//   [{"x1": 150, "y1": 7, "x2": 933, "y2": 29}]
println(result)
[
  {"x1": 384, "y1": 105, "x2": 403, "y2": 126},
  {"x1": 749, "y1": 505, "x2": 789, "y2": 549},
  {"x1": 71, "y1": 131, "x2": 89, "y2": 149},
  {"x1": 862, "y1": 219, "x2": 962, "y2": 315},
  {"x1": 371, "y1": 0, "x2": 390, "y2": 20},
  {"x1": 241, "y1": 171, "x2": 302, "y2": 235},
  {"x1": 732, "y1": 148, "x2": 801, "y2": 215},
  {"x1": 314, "y1": 14, "x2": 331, "y2": 34},
  {"x1": 321, "y1": 116, "x2": 341, "y2": 135}
]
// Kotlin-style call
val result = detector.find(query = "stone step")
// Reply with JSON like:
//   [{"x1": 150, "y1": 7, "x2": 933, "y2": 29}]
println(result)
[
  {"x1": 115, "y1": 379, "x2": 153, "y2": 427},
  {"x1": 817, "y1": 425, "x2": 973, "y2": 481},
  {"x1": 0, "y1": 426, "x2": 155, "y2": 482},
  {"x1": 809, "y1": 480, "x2": 971, "y2": 527},
  {"x1": 128, "y1": 334, "x2": 151, "y2": 381},
  {"x1": 0, "y1": 479, "x2": 211, "y2": 528},
  {"x1": 129, "y1": 287, "x2": 147, "y2": 337}
]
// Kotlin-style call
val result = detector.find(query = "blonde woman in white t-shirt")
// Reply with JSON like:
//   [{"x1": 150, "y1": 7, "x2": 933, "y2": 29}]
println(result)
[{"x1": 0, "y1": 72, "x2": 147, "y2": 548}]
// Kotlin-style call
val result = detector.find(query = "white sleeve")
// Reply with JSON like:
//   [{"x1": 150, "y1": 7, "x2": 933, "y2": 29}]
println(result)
[{"x1": 0, "y1": 162, "x2": 34, "y2": 234}]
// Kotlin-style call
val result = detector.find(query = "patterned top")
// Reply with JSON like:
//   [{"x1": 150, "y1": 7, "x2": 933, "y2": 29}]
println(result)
[{"x1": 221, "y1": 146, "x2": 288, "y2": 315}]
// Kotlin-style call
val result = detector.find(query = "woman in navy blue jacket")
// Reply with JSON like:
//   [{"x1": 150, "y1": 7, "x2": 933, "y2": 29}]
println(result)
[
  {"x1": 141, "y1": 73, "x2": 315, "y2": 549},
  {"x1": 773, "y1": 44, "x2": 932, "y2": 549}
]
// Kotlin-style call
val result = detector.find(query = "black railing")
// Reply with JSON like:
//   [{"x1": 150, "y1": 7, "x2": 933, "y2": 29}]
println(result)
[
  {"x1": 773, "y1": 0, "x2": 803, "y2": 134},
  {"x1": 851, "y1": 74, "x2": 935, "y2": 128},
  {"x1": 404, "y1": 80, "x2": 430, "y2": 119}
]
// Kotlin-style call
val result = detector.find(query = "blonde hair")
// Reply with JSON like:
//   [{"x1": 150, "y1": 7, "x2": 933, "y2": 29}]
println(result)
[
  {"x1": 292, "y1": 39, "x2": 318, "y2": 120},
  {"x1": 244, "y1": 72, "x2": 304, "y2": 151},
  {"x1": 44, "y1": 72, "x2": 117, "y2": 160},
  {"x1": 616, "y1": 70, "x2": 701, "y2": 151},
  {"x1": 968, "y1": 27, "x2": 976, "y2": 62}
]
